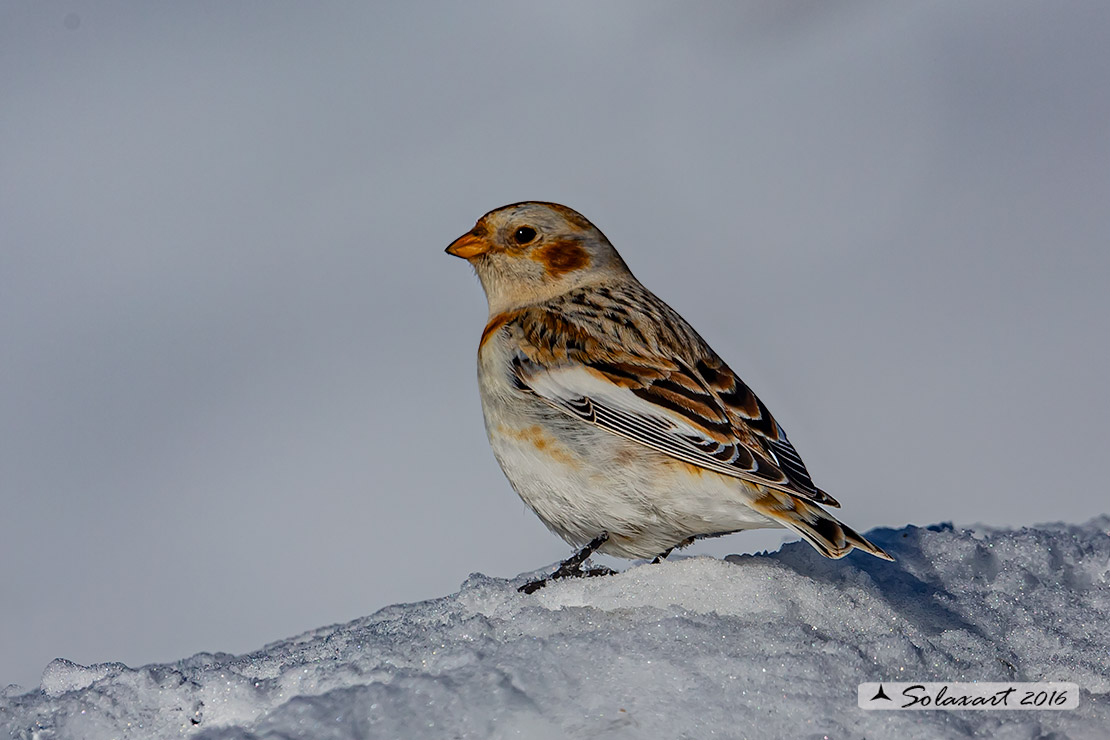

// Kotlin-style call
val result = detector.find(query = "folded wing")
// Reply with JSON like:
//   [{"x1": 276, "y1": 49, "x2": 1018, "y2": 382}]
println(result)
[{"x1": 511, "y1": 344, "x2": 839, "y2": 507}]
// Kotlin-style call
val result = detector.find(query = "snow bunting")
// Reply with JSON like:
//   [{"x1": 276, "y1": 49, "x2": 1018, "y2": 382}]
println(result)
[{"x1": 447, "y1": 202, "x2": 891, "y2": 591}]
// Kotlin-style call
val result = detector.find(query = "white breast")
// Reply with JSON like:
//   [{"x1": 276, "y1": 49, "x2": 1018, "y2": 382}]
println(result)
[{"x1": 475, "y1": 329, "x2": 776, "y2": 559}]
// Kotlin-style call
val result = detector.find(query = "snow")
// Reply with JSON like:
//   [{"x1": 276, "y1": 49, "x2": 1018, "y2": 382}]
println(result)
[{"x1": 3, "y1": 518, "x2": 1108, "y2": 739}]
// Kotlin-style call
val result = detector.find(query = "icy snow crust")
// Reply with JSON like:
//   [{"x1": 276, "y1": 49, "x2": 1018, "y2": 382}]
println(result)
[{"x1": 3, "y1": 519, "x2": 1108, "y2": 739}]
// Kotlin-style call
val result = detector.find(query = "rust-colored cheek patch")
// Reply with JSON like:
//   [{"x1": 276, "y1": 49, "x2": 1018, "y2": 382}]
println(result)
[{"x1": 533, "y1": 240, "x2": 590, "y2": 277}]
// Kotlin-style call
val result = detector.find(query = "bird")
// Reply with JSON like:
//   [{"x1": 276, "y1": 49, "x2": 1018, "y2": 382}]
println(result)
[{"x1": 446, "y1": 202, "x2": 891, "y2": 592}]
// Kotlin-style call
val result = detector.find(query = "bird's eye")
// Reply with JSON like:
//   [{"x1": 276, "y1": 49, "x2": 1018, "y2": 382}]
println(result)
[{"x1": 512, "y1": 226, "x2": 537, "y2": 245}]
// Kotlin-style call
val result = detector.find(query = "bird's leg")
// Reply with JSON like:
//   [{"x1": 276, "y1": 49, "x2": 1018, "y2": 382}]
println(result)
[
  {"x1": 519, "y1": 533, "x2": 614, "y2": 594},
  {"x1": 651, "y1": 536, "x2": 696, "y2": 564},
  {"x1": 551, "y1": 533, "x2": 610, "y2": 578}
]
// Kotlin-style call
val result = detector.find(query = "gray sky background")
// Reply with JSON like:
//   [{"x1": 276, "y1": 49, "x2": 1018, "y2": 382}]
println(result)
[{"x1": 3, "y1": 1, "x2": 1108, "y2": 690}]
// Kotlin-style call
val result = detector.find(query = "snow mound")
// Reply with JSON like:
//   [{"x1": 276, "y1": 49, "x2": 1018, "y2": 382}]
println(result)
[{"x1": 3, "y1": 518, "x2": 1109, "y2": 739}]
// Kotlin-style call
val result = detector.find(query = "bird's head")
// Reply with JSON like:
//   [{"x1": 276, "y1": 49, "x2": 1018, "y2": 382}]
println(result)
[{"x1": 446, "y1": 201, "x2": 630, "y2": 315}]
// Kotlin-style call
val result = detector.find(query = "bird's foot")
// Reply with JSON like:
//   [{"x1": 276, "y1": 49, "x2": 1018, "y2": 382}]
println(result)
[
  {"x1": 519, "y1": 533, "x2": 613, "y2": 594},
  {"x1": 518, "y1": 578, "x2": 548, "y2": 594}
]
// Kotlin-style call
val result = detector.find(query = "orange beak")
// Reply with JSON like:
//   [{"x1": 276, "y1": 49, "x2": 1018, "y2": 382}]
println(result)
[{"x1": 445, "y1": 231, "x2": 490, "y2": 260}]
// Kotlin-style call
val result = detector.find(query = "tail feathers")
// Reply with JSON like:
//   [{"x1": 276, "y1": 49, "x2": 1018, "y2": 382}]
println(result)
[{"x1": 750, "y1": 489, "x2": 893, "y2": 562}]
